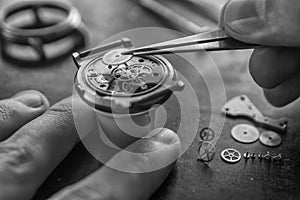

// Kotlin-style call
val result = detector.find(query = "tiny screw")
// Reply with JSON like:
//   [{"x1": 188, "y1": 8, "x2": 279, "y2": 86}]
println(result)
[
  {"x1": 243, "y1": 152, "x2": 250, "y2": 159},
  {"x1": 258, "y1": 153, "x2": 263, "y2": 160},
  {"x1": 263, "y1": 151, "x2": 272, "y2": 161},
  {"x1": 250, "y1": 153, "x2": 256, "y2": 160},
  {"x1": 272, "y1": 153, "x2": 282, "y2": 162}
]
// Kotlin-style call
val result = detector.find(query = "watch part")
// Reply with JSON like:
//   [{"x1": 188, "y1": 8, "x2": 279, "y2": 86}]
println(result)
[
  {"x1": 74, "y1": 39, "x2": 184, "y2": 114},
  {"x1": 259, "y1": 131, "x2": 282, "y2": 147},
  {"x1": 231, "y1": 124, "x2": 259, "y2": 144},
  {"x1": 243, "y1": 152, "x2": 250, "y2": 160},
  {"x1": 85, "y1": 48, "x2": 166, "y2": 96},
  {"x1": 272, "y1": 153, "x2": 282, "y2": 162},
  {"x1": 221, "y1": 148, "x2": 241, "y2": 164},
  {"x1": 102, "y1": 48, "x2": 133, "y2": 65},
  {"x1": 197, "y1": 141, "x2": 216, "y2": 162},
  {"x1": 262, "y1": 151, "x2": 272, "y2": 161},
  {"x1": 222, "y1": 95, "x2": 288, "y2": 133},
  {"x1": 199, "y1": 127, "x2": 215, "y2": 141},
  {"x1": 250, "y1": 153, "x2": 256, "y2": 160}
]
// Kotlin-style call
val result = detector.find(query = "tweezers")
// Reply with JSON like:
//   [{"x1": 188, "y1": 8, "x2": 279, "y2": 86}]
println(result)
[{"x1": 122, "y1": 29, "x2": 260, "y2": 56}]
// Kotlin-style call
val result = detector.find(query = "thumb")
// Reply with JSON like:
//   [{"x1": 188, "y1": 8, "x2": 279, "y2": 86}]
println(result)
[
  {"x1": 49, "y1": 128, "x2": 181, "y2": 200},
  {"x1": 220, "y1": 0, "x2": 300, "y2": 46}
]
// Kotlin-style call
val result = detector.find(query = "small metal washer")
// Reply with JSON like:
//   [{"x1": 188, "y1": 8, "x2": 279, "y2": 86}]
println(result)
[
  {"x1": 102, "y1": 48, "x2": 133, "y2": 65},
  {"x1": 259, "y1": 131, "x2": 282, "y2": 147},
  {"x1": 221, "y1": 148, "x2": 242, "y2": 164},
  {"x1": 231, "y1": 124, "x2": 259, "y2": 144}
]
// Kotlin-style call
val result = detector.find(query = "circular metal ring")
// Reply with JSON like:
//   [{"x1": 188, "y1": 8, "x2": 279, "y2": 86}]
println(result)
[{"x1": 0, "y1": 0, "x2": 88, "y2": 66}]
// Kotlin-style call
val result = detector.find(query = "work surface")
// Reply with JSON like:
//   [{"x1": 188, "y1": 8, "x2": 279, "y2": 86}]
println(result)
[{"x1": 0, "y1": 0, "x2": 300, "y2": 199}]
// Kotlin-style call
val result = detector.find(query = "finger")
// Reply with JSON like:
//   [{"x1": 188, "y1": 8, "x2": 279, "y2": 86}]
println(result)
[
  {"x1": 49, "y1": 128, "x2": 181, "y2": 200},
  {"x1": 249, "y1": 47, "x2": 300, "y2": 89},
  {"x1": 220, "y1": 0, "x2": 300, "y2": 46},
  {"x1": 0, "y1": 90, "x2": 49, "y2": 141},
  {"x1": 263, "y1": 70, "x2": 300, "y2": 107},
  {"x1": 0, "y1": 97, "x2": 82, "y2": 200}
]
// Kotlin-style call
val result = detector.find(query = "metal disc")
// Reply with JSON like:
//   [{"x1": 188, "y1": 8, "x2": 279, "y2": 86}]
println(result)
[
  {"x1": 102, "y1": 48, "x2": 133, "y2": 65},
  {"x1": 231, "y1": 124, "x2": 259, "y2": 144},
  {"x1": 221, "y1": 148, "x2": 241, "y2": 163},
  {"x1": 259, "y1": 131, "x2": 282, "y2": 147}
]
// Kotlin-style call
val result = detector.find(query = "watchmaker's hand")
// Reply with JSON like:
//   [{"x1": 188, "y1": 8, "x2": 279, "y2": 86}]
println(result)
[
  {"x1": 0, "y1": 90, "x2": 180, "y2": 200},
  {"x1": 220, "y1": 0, "x2": 300, "y2": 107}
]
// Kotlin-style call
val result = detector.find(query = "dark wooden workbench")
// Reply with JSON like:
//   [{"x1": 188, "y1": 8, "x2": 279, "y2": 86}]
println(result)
[{"x1": 0, "y1": 0, "x2": 299, "y2": 199}]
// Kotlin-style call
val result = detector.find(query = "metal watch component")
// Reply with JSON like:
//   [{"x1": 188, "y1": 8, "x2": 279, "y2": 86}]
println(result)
[
  {"x1": 73, "y1": 38, "x2": 185, "y2": 114},
  {"x1": 272, "y1": 153, "x2": 282, "y2": 162},
  {"x1": 102, "y1": 49, "x2": 133, "y2": 65},
  {"x1": 262, "y1": 151, "x2": 272, "y2": 161},
  {"x1": 0, "y1": 1, "x2": 87, "y2": 66},
  {"x1": 259, "y1": 131, "x2": 282, "y2": 147},
  {"x1": 222, "y1": 95, "x2": 288, "y2": 133},
  {"x1": 243, "y1": 152, "x2": 250, "y2": 160},
  {"x1": 199, "y1": 127, "x2": 215, "y2": 141},
  {"x1": 197, "y1": 141, "x2": 216, "y2": 162},
  {"x1": 231, "y1": 124, "x2": 259, "y2": 144},
  {"x1": 221, "y1": 148, "x2": 241, "y2": 164},
  {"x1": 258, "y1": 153, "x2": 263, "y2": 160}
]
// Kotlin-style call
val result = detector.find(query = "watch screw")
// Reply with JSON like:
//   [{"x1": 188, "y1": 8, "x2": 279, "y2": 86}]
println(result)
[
  {"x1": 272, "y1": 153, "x2": 282, "y2": 162},
  {"x1": 258, "y1": 153, "x2": 263, "y2": 160},
  {"x1": 263, "y1": 151, "x2": 272, "y2": 161},
  {"x1": 243, "y1": 152, "x2": 250, "y2": 159}
]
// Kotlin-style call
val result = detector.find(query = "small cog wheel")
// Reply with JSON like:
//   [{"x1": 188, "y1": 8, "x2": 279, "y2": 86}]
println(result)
[
  {"x1": 199, "y1": 127, "x2": 215, "y2": 141},
  {"x1": 197, "y1": 141, "x2": 216, "y2": 162},
  {"x1": 221, "y1": 148, "x2": 241, "y2": 164}
]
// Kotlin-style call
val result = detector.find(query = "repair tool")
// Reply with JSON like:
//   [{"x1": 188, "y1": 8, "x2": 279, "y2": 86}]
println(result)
[
  {"x1": 222, "y1": 95, "x2": 288, "y2": 133},
  {"x1": 0, "y1": 0, "x2": 88, "y2": 66},
  {"x1": 122, "y1": 29, "x2": 260, "y2": 56},
  {"x1": 138, "y1": 0, "x2": 208, "y2": 35}
]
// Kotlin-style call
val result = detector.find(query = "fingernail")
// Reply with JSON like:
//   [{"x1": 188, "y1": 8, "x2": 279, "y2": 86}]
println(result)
[
  {"x1": 12, "y1": 90, "x2": 48, "y2": 108},
  {"x1": 222, "y1": 0, "x2": 265, "y2": 35},
  {"x1": 151, "y1": 128, "x2": 180, "y2": 145}
]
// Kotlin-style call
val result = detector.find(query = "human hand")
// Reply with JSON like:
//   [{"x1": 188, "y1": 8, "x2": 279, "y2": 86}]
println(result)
[
  {"x1": 0, "y1": 90, "x2": 180, "y2": 200},
  {"x1": 220, "y1": 0, "x2": 300, "y2": 107}
]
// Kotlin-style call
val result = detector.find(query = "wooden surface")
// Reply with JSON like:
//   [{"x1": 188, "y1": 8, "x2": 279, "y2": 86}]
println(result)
[{"x1": 0, "y1": 0, "x2": 300, "y2": 199}]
